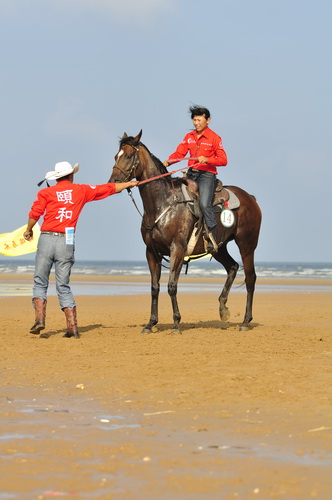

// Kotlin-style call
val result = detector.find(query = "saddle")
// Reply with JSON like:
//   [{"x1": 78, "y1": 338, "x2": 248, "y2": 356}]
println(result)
[{"x1": 181, "y1": 178, "x2": 240, "y2": 215}]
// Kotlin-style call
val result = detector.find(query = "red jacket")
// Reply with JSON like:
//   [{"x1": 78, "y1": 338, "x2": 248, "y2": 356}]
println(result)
[
  {"x1": 167, "y1": 127, "x2": 227, "y2": 175},
  {"x1": 29, "y1": 180, "x2": 117, "y2": 232}
]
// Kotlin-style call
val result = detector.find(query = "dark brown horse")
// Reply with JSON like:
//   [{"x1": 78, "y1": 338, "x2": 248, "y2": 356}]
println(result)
[{"x1": 109, "y1": 131, "x2": 262, "y2": 333}]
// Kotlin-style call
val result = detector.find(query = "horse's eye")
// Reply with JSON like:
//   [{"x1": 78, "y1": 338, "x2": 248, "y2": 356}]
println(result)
[{"x1": 126, "y1": 154, "x2": 133, "y2": 160}]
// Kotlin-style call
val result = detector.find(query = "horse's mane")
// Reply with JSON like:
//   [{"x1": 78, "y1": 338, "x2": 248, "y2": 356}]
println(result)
[{"x1": 119, "y1": 136, "x2": 184, "y2": 186}]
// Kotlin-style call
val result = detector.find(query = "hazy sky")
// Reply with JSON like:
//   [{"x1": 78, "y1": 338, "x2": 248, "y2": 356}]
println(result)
[{"x1": 0, "y1": 0, "x2": 330, "y2": 263}]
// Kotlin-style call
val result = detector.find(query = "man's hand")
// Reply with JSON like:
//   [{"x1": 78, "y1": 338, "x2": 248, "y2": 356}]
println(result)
[
  {"x1": 24, "y1": 218, "x2": 37, "y2": 239},
  {"x1": 163, "y1": 160, "x2": 170, "y2": 167},
  {"x1": 115, "y1": 180, "x2": 139, "y2": 193},
  {"x1": 23, "y1": 230, "x2": 33, "y2": 241}
]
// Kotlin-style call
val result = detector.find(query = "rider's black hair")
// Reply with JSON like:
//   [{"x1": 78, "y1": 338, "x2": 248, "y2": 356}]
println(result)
[{"x1": 189, "y1": 105, "x2": 210, "y2": 120}]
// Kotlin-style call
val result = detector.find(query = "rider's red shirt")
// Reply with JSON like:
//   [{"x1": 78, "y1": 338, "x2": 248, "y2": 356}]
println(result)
[
  {"x1": 167, "y1": 127, "x2": 227, "y2": 174},
  {"x1": 29, "y1": 180, "x2": 117, "y2": 232}
]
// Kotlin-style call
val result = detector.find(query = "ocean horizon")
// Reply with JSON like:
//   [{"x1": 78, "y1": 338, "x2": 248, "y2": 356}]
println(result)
[{"x1": 0, "y1": 259, "x2": 332, "y2": 280}]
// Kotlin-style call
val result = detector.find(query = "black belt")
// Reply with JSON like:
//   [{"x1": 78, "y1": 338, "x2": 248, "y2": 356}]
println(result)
[{"x1": 41, "y1": 231, "x2": 65, "y2": 237}]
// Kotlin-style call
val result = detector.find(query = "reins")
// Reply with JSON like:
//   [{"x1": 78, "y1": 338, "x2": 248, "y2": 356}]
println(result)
[
  {"x1": 125, "y1": 152, "x2": 201, "y2": 221},
  {"x1": 137, "y1": 158, "x2": 200, "y2": 186}
]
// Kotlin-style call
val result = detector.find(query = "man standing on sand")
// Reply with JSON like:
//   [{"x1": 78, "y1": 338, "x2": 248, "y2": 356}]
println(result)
[
  {"x1": 24, "y1": 161, "x2": 138, "y2": 339},
  {"x1": 163, "y1": 105, "x2": 228, "y2": 253}
]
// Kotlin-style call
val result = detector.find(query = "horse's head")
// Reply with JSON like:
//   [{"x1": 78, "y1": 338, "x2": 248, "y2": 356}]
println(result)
[{"x1": 109, "y1": 130, "x2": 143, "y2": 183}]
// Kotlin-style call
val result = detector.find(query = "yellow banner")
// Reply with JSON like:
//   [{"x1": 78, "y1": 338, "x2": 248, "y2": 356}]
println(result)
[{"x1": 0, "y1": 224, "x2": 40, "y2": 256}]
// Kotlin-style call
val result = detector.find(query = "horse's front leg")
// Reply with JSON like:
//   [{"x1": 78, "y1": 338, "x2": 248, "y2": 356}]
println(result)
[
  {"x1": 168, "y1": 244, "x2": 186, "y2": 334},
  {"x1": 141, "y1": 247, "x2": 161, "y2": 334}
]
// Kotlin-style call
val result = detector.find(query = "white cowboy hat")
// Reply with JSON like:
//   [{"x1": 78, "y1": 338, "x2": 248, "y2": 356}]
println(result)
[{"x1": 45, "y1": 161, "x2": 79, "y2": 181}]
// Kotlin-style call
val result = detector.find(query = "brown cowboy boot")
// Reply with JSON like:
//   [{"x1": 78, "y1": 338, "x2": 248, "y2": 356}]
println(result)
[
  {"x1": 63, "y1": 306, "x2": 80, "y2": 339},
  {"x1": 30, "y1": 298, "x2": 47, "y2": 334}
]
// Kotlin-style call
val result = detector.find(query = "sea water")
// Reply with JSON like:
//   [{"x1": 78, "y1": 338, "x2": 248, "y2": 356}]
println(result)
[
  {"x1": 1, "y1": 259, "x2": 332, "y2": 279},
  {"x1": 0, "y1": 259, "x2": 331, "y2": 297}
]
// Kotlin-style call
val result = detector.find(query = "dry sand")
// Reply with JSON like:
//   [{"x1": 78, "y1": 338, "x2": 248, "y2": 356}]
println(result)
[{"x1": 1, "y1": 275, "x2": 332, "y2": 499}]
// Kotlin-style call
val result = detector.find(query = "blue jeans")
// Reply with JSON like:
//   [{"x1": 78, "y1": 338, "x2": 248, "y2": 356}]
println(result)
[
  {"x1": 33, "y1": 233, "x2": 76, "y2": 309},
  {"x1": 187, "y1": 169, "x2": 217, "y2": 230}
]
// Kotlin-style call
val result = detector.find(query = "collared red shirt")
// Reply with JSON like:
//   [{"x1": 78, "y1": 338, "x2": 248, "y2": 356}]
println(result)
[
  {"x1": 167, "y1": 127, "x2": 227, "y2": 175},
  {"x1": 29, "y1": 180, "x2": 117, "y2": 232}
]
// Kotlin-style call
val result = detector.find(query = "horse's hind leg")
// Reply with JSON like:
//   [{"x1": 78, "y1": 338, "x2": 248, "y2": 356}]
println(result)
[
  {"x1": 214, "y1": 245, "x2": 239, "y2": 322},
  {"x1": 239, "y1": 252, "x2": 256, "y2": 331},
  {"x1": 141, "y1": 248, "x2": 161, "y2": 334}
]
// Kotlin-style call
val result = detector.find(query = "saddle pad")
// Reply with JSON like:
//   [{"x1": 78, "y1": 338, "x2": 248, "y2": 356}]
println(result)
[
  {"x1": 224, "y1": 188, "x2": 240, "y2": 209},
  {"x1": 181, "y1": 183, "x2": 240, "y2": 210}
]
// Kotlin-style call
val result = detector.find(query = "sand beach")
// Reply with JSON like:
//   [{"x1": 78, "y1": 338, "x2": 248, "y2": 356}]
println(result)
[{"x1": 1, "y1": 273, "x2": 332, "y2": 498}]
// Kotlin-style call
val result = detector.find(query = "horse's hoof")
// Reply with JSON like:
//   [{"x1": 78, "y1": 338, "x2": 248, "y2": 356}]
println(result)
[
  {"x1": 169, "y1": 328, "x2": 182, "y2": 335},
  {"x1": 220, "y1": 308, "x2": 230, "y2": 321},
  {"x1": 141, "y1": 327, "x2": 152, "y2": 334},
  {"x1": 141, "y1": 325, "x2": 159, "y2": 334},
  {"x1": 239, "y1": 325, "x2": 249, "y2": 332}
]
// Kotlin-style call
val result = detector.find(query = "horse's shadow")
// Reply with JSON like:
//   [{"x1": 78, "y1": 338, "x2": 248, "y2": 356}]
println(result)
[
  {"x1": 37, "y1": 321, "x2": 261, "y2": 338},
  {"x1": 38, "y1": 323, "x2": 103, "y2": 339},
  {"x1": 137, "y1": 320, "x2": 261, "y2": 333}
]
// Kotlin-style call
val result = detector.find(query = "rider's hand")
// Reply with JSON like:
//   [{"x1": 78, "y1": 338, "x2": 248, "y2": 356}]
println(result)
[
  {"x1": 198, "y1": 156, "x2": 208, "y2": 164},
  {"x1": 163, "y1": 160, "x2": 170, "y2": 167}
]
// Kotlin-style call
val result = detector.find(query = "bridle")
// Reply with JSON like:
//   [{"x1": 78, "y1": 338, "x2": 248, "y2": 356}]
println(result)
[{"x1": 113, "y1": 144, "x2": 140, "y2": 182}]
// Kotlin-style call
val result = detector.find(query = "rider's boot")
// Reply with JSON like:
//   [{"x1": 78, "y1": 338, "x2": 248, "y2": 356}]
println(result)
[{"x1": 30, "y1": 297, "x2": 47, "y2": 334}]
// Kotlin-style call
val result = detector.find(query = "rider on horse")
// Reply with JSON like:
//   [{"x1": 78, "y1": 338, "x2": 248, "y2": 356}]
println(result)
[{"x1": 163, "y1": 105, "x2": 228, "y2": 253}]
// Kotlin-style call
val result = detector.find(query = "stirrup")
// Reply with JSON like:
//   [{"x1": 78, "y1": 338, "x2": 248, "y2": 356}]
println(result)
[{"x1": 207, "y1": 232, "x2": 218, "y2": 254}]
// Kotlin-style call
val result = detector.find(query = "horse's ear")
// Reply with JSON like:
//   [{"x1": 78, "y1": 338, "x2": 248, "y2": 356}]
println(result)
[
  {"x1": 122, "y1": 132, "x2": 128, "y2": 139},
  {"x1": 134, "y1": 130, "x2": 142, "y2": 143}
]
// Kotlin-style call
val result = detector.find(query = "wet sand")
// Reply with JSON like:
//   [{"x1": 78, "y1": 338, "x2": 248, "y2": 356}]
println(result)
[{"x1": 1, "y1": 275, "x2": 332, "y2": 498}]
